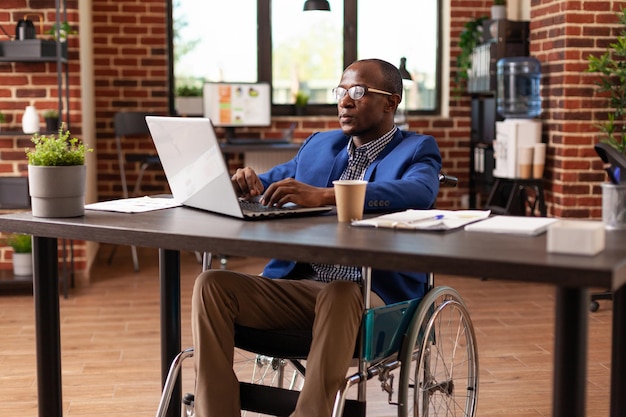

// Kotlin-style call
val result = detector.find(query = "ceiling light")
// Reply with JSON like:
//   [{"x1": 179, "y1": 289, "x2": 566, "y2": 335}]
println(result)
[{"x1": 303, "y1": 0, "x2": 331, "y2": 11}]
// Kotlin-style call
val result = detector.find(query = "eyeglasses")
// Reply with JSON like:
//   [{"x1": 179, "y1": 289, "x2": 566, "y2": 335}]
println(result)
[{"x1": 332, "y1": 85, "x2": 393, "y2": 101}]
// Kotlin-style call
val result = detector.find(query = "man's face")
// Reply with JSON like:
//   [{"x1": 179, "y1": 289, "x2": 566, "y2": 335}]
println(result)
[{"x1": 336, "y1": 62, "x2": 395, "y2": 143}]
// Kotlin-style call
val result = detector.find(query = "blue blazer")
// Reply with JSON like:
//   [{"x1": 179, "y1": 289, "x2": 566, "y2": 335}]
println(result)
[{"x1": 259, "y1": 129, "x2": 442, "y2": 305}]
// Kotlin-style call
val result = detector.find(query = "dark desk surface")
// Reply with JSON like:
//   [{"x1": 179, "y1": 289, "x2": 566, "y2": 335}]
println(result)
[
  {"x1": 0, "y1": 208, "x2": 625, "y2": 291},
  {"x1": 2, "y1": 208, "x2": 625, "y2": 417}
]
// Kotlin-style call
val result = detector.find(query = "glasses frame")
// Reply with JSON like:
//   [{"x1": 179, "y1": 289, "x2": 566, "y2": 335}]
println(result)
[{"x1": 332, "y1": 85, "x2": 394, "y2": 101}]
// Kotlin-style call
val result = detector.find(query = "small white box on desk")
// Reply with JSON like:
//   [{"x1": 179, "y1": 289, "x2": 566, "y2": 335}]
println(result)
[{"x1": 547, "y1": 220, "x2": 606, "y2": 255}]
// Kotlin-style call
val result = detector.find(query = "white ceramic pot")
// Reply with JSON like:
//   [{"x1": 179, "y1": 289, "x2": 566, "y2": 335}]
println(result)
[
  {"x1": 13, "y1": 252, "x2": 33, "y2": 276},
  {"x1": 175, "y1": 97, "x2": 204, "y2": 116},
  {"x1": 490, "y1": 5, "x2": 507, "y2": 20},
  {"x1": 22, "y1": 105, "x2": 40, "y2": 134},
  {"x1": 28, "y1": 165, "x2": 86, "y2": 217}
]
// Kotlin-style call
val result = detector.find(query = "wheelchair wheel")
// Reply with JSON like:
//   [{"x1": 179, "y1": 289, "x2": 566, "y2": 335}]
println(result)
[
  {"x1": 397, "y1": 286, "x2": 478, "y2": 417},
  {"x1": 234, "y1": 349, "x2": 304, "y2": 390},
  {"x1": 233, "y1": 349, "x2": 305, "y2": 417}
]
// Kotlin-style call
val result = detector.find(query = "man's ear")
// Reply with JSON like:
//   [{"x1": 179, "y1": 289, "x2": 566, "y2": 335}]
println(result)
[{"x1": 385, "y1": 94, "x2": 402, "y2": 113}]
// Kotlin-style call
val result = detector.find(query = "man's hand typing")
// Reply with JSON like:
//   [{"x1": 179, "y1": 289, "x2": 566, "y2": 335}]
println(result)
[
  {"x1": 261, "y1": 178, "x2": 335, "y2": 208},
  {"x1": 231, "y1": 167, "x2": 264, "y2": 199}
]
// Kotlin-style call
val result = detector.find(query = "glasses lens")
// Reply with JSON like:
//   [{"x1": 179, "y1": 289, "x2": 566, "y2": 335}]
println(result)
[
  {"x1": 348, "y1": 86, "x2": 365, "y2": 100},
  {"x1": 332, "y1": 87, "x2": 347, "y2": 100}
]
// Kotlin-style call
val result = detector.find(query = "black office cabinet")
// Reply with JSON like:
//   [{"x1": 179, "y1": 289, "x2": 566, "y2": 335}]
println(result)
[{"x1": 467, "y1": 19, "x2": 529, "y2": 208}]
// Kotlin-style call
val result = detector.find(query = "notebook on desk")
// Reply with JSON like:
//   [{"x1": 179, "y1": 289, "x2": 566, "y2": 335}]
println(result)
[
  {"x1": 464, "y1": 215, "x2": 559, "y2": 236},
  {"x1": 145, "y1": 116, "x2": 333, "y2": 219}
]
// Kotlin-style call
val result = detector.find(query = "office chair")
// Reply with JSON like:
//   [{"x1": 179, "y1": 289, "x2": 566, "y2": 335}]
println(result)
[
  {"x1": 109, "y1": 111, "x2": 161, "y2": 272},
  {"x1": 590, "y1": 290, "x2": 612, "y2": 312}
]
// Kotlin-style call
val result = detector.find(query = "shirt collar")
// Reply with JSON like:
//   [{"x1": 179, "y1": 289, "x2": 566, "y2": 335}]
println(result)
[{"x1": 347, "y1": 126, "x2": 398, "y2": 161}]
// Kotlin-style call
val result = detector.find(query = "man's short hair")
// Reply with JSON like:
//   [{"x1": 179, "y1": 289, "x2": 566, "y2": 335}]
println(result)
[{"x1": 364, "y1": 58, "x2": 403, "y2": 98}]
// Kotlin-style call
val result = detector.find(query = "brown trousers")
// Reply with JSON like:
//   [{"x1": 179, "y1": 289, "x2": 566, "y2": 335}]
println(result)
[{"x1": 191, "y1": 269, "x2": 385, "y2": 417}]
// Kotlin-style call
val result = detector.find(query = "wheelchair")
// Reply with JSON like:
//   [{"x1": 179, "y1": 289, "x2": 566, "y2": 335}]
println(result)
[{"x1": 156, "y1": 173, "x2": 479, "y2": 417}]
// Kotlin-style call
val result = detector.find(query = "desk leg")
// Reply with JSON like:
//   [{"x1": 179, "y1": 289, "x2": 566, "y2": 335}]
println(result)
[
  {"x1": 611, "y1": 286, "x2": 625, "y2": 417},
  {"x1": 553, "y1": 287, "x2": 587, "y2": 417},
  {"x1": 33, "y1": 237, "x2": 62, "y2": 417},
  {"x1": 159, "y1": 249, "x2": 182, "y2": 417}
]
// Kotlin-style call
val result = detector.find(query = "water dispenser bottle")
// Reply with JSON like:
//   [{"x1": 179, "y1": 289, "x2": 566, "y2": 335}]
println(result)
[{"x1": 497, "y1": 56, "x2": 542, "y2": 119}]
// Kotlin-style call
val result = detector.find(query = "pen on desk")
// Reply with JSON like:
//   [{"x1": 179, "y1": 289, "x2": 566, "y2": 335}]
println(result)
[
  {"x1": 406, "y1": 214, "x2": 445, "y2": 224},
  {"x1": 394, "y1": 214, "x2": 445, "y2": 228}
]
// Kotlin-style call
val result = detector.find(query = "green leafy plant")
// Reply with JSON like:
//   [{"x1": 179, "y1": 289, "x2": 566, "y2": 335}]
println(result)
[
  {"x1": 46, "y1": 22, "x2": 77, "y2": 42},
  {"x1": 175, "y1": 84, "x2": 203, "y2": 97},
  {"x1": 6, "y1": 233, "x2": 32, "y2": 253},
  {"x1": 493, "y1": 0, "x2": 506, "y2": 5},
  {"x1": 43, "y1": 109, "x2": 58, "y2": 119},
  {"x1": 25, "y1": 127, "x2": 92, "y2": 166},
  {"x1": 294, "y1": 91, "x2": 309, "y2": 107},
  {"x1": 454, "y1": 16, "x2": 488, "y2": 96},
  {"x1": 586, "y1": 8, "x2": 626, "y2": 155},
  {"x1": 0, "y1": 111, "x2": 5, "y2": 124}
]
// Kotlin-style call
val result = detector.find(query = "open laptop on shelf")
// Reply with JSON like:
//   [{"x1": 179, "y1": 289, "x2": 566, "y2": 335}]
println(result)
[{"x1": 145, "y1": 116, "x2": 333, "y2": 220}]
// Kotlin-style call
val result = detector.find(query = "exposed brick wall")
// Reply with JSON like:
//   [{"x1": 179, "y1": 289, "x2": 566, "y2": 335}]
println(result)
[
  {"x1": 1, "y1": 0, "x2": 621, "y2": 274},
  {"x1": 93, "y1": 0, "x2": 170, "y2": 200},
  {"x1": 531, "y1": 0, "x2": 626, "y2": 219}
]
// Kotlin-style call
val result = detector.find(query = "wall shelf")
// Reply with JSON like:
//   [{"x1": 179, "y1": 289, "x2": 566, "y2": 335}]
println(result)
[
  {"x1": 468, "y1": 19, "x2": 530, "y2": 209},
  {"x1": 0, "y1": 0, "x2": 70, "y2": 129}
]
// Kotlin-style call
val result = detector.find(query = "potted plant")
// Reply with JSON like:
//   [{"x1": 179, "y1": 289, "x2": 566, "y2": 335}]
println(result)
[
  {"x1": 25, "y1": 127, "x2": 92, "y2": 218},
  {"x1": 175, "y1": 82, "x2": 204, "y2": 116},
  {"x1": 491, "y1": 0, "x2": 507, "y2": 20},
  {"x1": 587, "y1": 7, "x2": 626, "y2": 156},
  {"x1": 43, "y1": 110, "x2": 59, "y2": 132},
  {"x1": 586, "y1": 7, "x2": 626, "y2": 228},
  {"x1": 0, "y1": 111, "x2": 5, "y2": 132},
  {"x1": 45, "y1": 21, "x2": 77, "y2": 43},
  {"x1": 454, "y1": 16, "x2": 488, "y2": 95},
  {"x1": 6, "y1": 233, "x2": 32, "y2": 276},
  {"x1": 294, "y1": 91, "x2": 309, "y2": 116}
]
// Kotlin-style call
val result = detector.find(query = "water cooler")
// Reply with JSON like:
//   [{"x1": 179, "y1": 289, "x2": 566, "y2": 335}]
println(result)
[{"x1": 492, "y1": 56, "x2": 542, "y2": 178}]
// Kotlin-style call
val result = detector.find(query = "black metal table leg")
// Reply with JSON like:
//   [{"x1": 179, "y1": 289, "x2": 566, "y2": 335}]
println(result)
[
  {"x1": 553, "y1": 287, "x2": 588, "y2": 417},
  {"x1": 33, "y1": 236, "x2": 62, "y2": 417},
  {"x1": 160, "y1": 249, "x2": 182, "y2": 417},
  {"x1": 611, "y1": 286, "x2": 625, "y2": 417}
]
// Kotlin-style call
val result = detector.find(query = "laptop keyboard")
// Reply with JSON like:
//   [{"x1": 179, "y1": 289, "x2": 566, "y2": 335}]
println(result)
[{"x1": 239, "y1": 199, "x2": 298, "y2": 213}]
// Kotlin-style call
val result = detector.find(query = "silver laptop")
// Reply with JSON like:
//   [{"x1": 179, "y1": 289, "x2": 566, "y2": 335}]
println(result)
[{"x1": 145, "y1": 116, "x2": 333, "y2": 219}]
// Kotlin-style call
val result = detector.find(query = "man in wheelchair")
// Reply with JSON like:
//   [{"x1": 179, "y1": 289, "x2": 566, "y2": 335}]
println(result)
[{"x1": 191, "y1": 58, "x2": 442, "y2": 417}]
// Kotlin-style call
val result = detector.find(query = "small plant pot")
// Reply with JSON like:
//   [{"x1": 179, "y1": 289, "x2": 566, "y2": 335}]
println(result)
[
  {"x1": 28, "y1": 165, "x2": 86, "y2": 217},
  {"x1": 45, "y1": 117, "x2": 59, "y2": 132},
  {"x1": 175, "y1": 97, "x2": 204, "y2": 116},
  {"x1": 490, "y1": 5, "x2": 507, "y2": 20},
  {"x1": 13, "y1": 252, "x2": 33, "y2": 276}
]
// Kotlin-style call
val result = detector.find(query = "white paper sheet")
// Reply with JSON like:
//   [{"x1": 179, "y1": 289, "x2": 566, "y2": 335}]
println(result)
[{"x1": 85, "y1": 196, "x2": 182, "y2": 213}]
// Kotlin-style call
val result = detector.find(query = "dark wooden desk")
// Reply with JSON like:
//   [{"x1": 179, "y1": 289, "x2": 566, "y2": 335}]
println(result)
[{"x1": 0, "y1": 208, "x2": 624, "y2": 417}]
